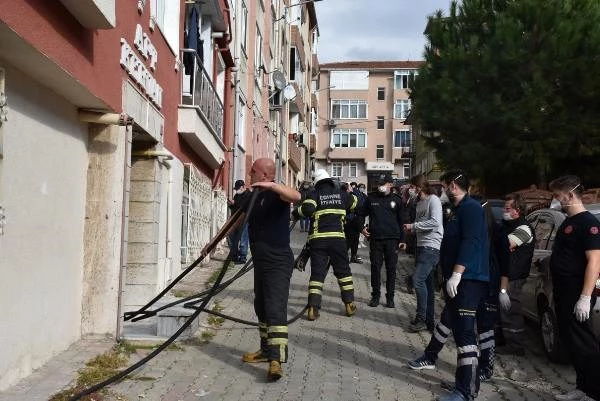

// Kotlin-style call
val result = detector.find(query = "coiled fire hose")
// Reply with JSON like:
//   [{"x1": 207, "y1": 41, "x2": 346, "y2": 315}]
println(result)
[{"x1": 69, "y1": 190, "x2": 309, "y2": 400}]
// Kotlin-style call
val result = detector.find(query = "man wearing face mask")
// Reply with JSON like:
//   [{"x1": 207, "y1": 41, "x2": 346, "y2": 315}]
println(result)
[
  {"x1": 360, "y1": 173, "x2": 405, "y2": 308},
  {"x1": 227, "y1": 179, "x2": 252, "y2": 264},
  {"x1": 496, "y1": 193, "x2": 534, "y2": 356},
  {"x1": 548, "y1": 175, "x2": 600, "y2": 401},
  {"x1": 408, "y1": 169, "x2": 489, "y2": 401}
]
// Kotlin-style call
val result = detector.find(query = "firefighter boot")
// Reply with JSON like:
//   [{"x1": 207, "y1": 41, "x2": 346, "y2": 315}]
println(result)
[
  {"x1": 307, "y1": 306, "x2": 320, "y2": 321},
  {"x1": 345, "y1": 302, "x2": 357, "y2": 317},
  {"x1": 268, "y1": 361, "x2": 283, "y2": 381},
  {"x1": 242, "y1": 350, "x2": 269, "y2": 363}
]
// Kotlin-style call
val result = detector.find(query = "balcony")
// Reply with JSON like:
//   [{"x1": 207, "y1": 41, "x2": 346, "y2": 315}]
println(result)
[
  {"x1": 288, "y1": 137, "x2": 302, "y2": 172},
  {"x1": 178, "y1": 49, "x2": 226, "y2": 169},
  {"x1": 392, "y1": 140, "x2": 416, "y2": 161}
]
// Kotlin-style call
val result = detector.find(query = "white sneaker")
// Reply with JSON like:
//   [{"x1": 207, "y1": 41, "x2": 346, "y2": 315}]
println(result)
[{"x1": 555, "y1": 389, "x2": 585, "y2": 401}]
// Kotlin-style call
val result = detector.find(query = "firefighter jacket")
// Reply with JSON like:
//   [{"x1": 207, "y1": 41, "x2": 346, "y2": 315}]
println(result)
[{"x1": 294, "y1": 180, "x2": 359, "y2": 241}]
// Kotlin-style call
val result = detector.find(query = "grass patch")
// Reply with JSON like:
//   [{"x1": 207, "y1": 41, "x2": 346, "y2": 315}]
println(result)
[
  {"x1": 171, "y1": 289, "x2": 196, "y2": 298},
  {"x1": 207, "y1": 301, "x2": 225, "y2": 327},
  {"x1": 49, "y1": 342, "x2": 133, "y2": 401},
  {"x1": 205, "y1": 263, "x2": 233, "y2": 287},
  {"x1": 183, "y1": 330, "x2": 216, "y2": 346}
]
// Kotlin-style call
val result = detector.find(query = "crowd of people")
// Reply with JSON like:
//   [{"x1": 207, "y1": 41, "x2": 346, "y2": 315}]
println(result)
[{"x1": 228, "y1": 158, "x2": 600, "y2": 401}]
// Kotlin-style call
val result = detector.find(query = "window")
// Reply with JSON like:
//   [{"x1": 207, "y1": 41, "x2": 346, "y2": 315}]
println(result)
[
  {"x1": 241, "y1": 0, "x2": 248, "y2": 53},
  {"x1": 329, "y1": 70, "x2": 369, "y2": 90},
  {"x1": 394, "y1": 99, "x2": 411, "y2": 119},
  {"x1": 151, "y1": 0, "x2": 180, "y2": 53},
  {"x1": 377, "y1": 87, "x2": 385, "y2": 100},
  {"x1": 394, "y1": 69, "x2": 417, "y2": 89},
  {"x1": 238, "y1": 97, "x2": 246, "y2": 150},
  {"x1": 403, "y1": 163, "x2": 410, "y2": 178},
  {"x1": 376, "y1": 145, "x2": 384, "y2": 160},
  {"x1": 349, "y1": 163, "x2": 358, "y2": 178},
  {"x1": 255, "y1": 24, "x2": 263, "y2": 83},
  {"x1": 331, "y1": 163, "x2": 342, "y2": 178},
  {"x1": 331, "y1": 100, "x2": 367, "y2": 119},
  {"x1": 377, "y1": 116, "x2": 384, "y2": 130},
  {"x1": 331, "y1": 129, "x2": 367, "y2": 148},
  {"x1": 393, "y1": 130, "x2": 411, "y2": 147},
  {"x1": 289, "y1": 47, "x2": 297, "y2": 81}
]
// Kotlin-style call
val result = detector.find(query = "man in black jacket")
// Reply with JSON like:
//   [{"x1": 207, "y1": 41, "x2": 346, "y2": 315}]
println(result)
[
  {"x1": 497, "y1": 193, "x2": 535, "y2": 356},
  {"x1": 227, "y1": 179, "x2": 252, "y2": 264},
  {"x1": 361, "y1": 173, "x2": 404, "y2": 308},
  {"x1": 294, "y1": 169, "x2": 359, "y2": 320}
]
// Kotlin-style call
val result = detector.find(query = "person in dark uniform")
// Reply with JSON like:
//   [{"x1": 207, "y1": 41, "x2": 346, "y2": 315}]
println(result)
[
  {"x1": 361, "y1": 173, "x2": 405, "y2": 308},
  {"x1": 241, "y1": 158, "x2": 301, "y2": 381},
  {"x1": 227, "y1": 179, "x2": 252, "y2": 264},
  {"x1": 294, "y1": 169, "x2": 359, "y2": 321},
  {"x1": 408, "y1": 169, "x2": 489, "y2": 401},
  {"x1": 346, "y1": 181, "x2": 366, "y2": 264},
  {"x1": 496, "y1": 193, "x2": 534, "y2": 356},
  {"x1": 549, "y1": 175, "x2": 600, "y2": 401}
]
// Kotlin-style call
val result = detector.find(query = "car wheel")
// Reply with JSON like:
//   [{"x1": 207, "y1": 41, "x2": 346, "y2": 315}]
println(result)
[{"x1": 539, "y1": 307, "x2": 568, "y2": 363}]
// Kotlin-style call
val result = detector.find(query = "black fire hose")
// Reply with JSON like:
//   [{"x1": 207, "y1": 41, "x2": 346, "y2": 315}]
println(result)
[{"x1": 68, "y1": 190, "x2": 260, "y2": 401}]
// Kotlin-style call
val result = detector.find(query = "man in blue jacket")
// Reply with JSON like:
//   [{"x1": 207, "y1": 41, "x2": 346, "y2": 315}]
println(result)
[{"x1": 408, "y1": 169, "x2": 490, "y2": 401}]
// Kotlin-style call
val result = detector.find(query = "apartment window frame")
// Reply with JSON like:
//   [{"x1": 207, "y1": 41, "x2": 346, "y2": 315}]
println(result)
[
  {"x1": 377, "y1": 116, "x2": 384, "y2": 130},
  {"x1": 332, "y1": 128, "x2": 367, "y2": 148},
  {"x1": 394, "y1": 99, "x2": 411, "y2": 120},
  {"x1": 240, "y1": 0, "x2": 248, "y2": 55},
  {"x1": 349, "y1": 162, "x2": 358, "y2": 178},
  {"x1": 377, "y1": 87, "x2": 385, "y2": 100},
  {"x1": 394, "y1": 69, "x2": 417, "y2": 89},
  {"x1": 331, "y1": 162, "x2": 343, "y2": 178},
  {"x1": 330, "y1": 99, "x2": 367, "y2": 120},
  {"x1": 376, "y1": 145, "x2": 384, "y2": 160},
  {"x1": 393, "y1": 129, "x2": 411, "y2": 147},
  {"x1": 403, "y1": 163, "x2": 411, "y2": 178},
  {"x1": 255, "y1": 23, "x2": 263, "y2": 84}
]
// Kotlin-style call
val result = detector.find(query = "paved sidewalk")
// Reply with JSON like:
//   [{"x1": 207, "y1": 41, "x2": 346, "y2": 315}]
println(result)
[{"x1": 1, "y1": 229, "x2": 576, "y2": 400}]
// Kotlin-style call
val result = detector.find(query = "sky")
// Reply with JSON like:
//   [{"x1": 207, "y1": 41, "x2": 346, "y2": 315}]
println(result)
[{"x1": 314, "y1": 0, "x2": 450, "y2": 63}]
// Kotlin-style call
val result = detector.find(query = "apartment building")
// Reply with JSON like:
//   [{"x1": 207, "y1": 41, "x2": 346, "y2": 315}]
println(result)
[{"x1": 314, "y1": 61, "x2": 424, "y2": 190}]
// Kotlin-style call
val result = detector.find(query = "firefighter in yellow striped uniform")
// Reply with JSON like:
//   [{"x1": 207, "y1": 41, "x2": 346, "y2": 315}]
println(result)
[{"x1": 293, "y1": 169, "x2": 360, "y2": 320}]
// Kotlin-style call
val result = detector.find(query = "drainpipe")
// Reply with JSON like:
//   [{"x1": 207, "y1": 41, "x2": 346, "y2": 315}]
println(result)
[{"x1": 79, "y1": 111, "x2": 133, "y2": 126}]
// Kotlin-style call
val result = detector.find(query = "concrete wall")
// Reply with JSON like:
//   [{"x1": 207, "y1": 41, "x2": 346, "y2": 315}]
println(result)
[{"x1": 0, "y1": 63, "x2": 88, "y2": 390}]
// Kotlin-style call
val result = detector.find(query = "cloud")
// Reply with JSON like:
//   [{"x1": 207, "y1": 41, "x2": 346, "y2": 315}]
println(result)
[{"x1": 315, "y1": 0, "x2": 449, "y2": 62}]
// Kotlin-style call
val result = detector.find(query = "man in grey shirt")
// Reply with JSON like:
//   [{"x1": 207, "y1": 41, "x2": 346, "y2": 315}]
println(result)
[{"x1": 404, "y1": 174, "x2": 444, "y2": 332}]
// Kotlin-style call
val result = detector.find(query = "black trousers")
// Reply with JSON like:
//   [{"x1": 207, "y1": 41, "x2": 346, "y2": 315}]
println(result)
[
  {"x1": 369, "y1": 238, "x2": 399, "y2": 299},
  {"x1": 344, "y1": 217, "x2": 363, "y2": 260},
  {"x1": 308, "y1": 238, "x2": 354, "y2": 308},
  {"x1": 251, "y1": 241, "x2": 294, "y2": 362},
  {"x1": 554, "y1": 279, "x2": 600, "y2": 400}
]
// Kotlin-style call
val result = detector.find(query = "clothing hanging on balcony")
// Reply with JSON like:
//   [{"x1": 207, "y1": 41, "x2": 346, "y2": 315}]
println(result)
[{"x1": 183, "y1": 7, "x2": 203, "y2": 76}]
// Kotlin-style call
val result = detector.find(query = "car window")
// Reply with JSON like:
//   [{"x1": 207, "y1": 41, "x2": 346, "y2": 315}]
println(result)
[{"x1": 534, "y1": 214, "x2": 555, "y2": 250}]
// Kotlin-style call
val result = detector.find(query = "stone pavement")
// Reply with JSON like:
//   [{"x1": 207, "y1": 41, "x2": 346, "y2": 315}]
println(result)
[{"x1": 1, "y1": 228, "x2": 577, "y2": 401}]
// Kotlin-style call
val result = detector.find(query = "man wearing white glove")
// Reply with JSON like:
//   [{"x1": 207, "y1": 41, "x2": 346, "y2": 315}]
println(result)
[
  {"x1": 496, "y1": 194, "x2": 534, "y2": 357},
  {"x1": 549, "y1": 176, "x2": 600, "y2": 401},
  {"x1": 408, "y1": 170, "x2": 490, "y2": 401}
]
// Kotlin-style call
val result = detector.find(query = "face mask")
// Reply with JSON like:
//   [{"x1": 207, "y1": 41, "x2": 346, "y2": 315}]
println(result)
[
  {"x1": 359, "y1": 187, "x2": 366, "y2": 193},
  {"x1": 440, "y1": 191, "x2": 449, "y2": 204},
  {"x1": 378, "y1": 185, "x2": 389, "y2": 194},
  {"x1": 236, "y1": 188, "x2": 244, "y2": 194},
  {"x1": 550, "y1": 198, "x2": 563, "y2": 210},
  {"x1": 408, "y1": 188, "x2": 418, "y2": 198},
  {"x1": 502, "y1": 212, "x2": 514, "y2": 221}
]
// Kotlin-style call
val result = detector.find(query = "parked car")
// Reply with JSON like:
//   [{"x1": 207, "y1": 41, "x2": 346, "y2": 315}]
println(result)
[{"x1": 521, "y1": 205, "x2": 600, "y2": 362}]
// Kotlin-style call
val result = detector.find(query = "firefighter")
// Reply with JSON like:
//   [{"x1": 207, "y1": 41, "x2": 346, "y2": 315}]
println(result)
[
  {"x1": 294, "y1": 169, "x2": 359, "y2": 321},
  {"x1": 361, "y1": 173, "x2": 405, "y2": 308}
]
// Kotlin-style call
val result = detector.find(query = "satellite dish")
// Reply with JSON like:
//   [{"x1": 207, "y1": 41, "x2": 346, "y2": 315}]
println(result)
[
  {"x1": 282, "y1": 84, "x2": 297, "y2": 100},
  {"x1": 272, "y1": 70, "x2": 287, "y2": 91}
]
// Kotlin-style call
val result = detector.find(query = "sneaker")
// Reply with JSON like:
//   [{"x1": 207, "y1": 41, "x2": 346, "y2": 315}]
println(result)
[
  {"x1": 268, "y1": 360, "x2": 283, "y2": 381},
  {"x1": 345, "y1": 302, "x2": 357, "y2": 317},
  {"x1": 554, "y1": 389, "x2": 586, "y2": 401},
  {"x1": 437, "y1": 389, "x2": 468, "y2": 401},
  {"x1": 408, "y1": 319, "x2": 428, "y2": 333},
  {"x1": 307, "y1": 306, "x2": 320, "y2": 321},
  {"x1": 408, "y1": 354, "x2": 435, "y2": 370},
  {"x1": 368, "y1": 297, "x2": 379, "y2": 307},
  {"x1": 242, "y1": 350, "x2": 268, "y2": 363}
]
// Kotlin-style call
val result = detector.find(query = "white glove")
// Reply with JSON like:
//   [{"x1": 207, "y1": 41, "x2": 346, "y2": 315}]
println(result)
[
  {"x1": 446, "y1": 272, "x2": 462, "y2": 298},
  {"x1": 574, "y1": 295, "x2": 592, "y2": 322},
  {"x1": 499, "y1": 291, "x2": 511, "y2": 311}
]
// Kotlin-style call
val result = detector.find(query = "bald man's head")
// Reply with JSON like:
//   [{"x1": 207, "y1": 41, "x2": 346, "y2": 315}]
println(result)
[{"x1": 250, "y1": 158, "x2": 276, "y2": 184}]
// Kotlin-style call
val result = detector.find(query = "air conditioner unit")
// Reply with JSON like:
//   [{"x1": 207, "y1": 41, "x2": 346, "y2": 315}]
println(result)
[{"x1": 328, "y1": 119, "x2": 336, "y2": 127}]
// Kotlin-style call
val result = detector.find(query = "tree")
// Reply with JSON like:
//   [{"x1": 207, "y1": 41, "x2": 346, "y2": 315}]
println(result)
[{"x1": 412, "y1": 0, "x2": 600, "y2": 193}]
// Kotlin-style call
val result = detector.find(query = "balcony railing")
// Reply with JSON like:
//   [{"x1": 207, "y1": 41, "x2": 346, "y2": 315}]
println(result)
[{"x1": 180, "y1": 49, "x2": 224, "y2": 140}]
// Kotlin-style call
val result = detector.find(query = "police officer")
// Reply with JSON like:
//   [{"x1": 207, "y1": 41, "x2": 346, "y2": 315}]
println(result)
[
  {"x1": 549, "y1": 175, "x2": 600, "y2": 401},
  {"x1": 408, "y1": 170, "x2": 489, "y2": 401},
  {"x1": 496, "y1": 193, "x2": 534, "y2": 356},
  {"x1": 361, "y1": 173, "x2": 404, "y2": 308},
  {"x1": 294, "y1": 169, "x2": 359, "y2": 321},
  {"x1": 241, "y1": 158, "x2": 301, "y2": 381}
]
